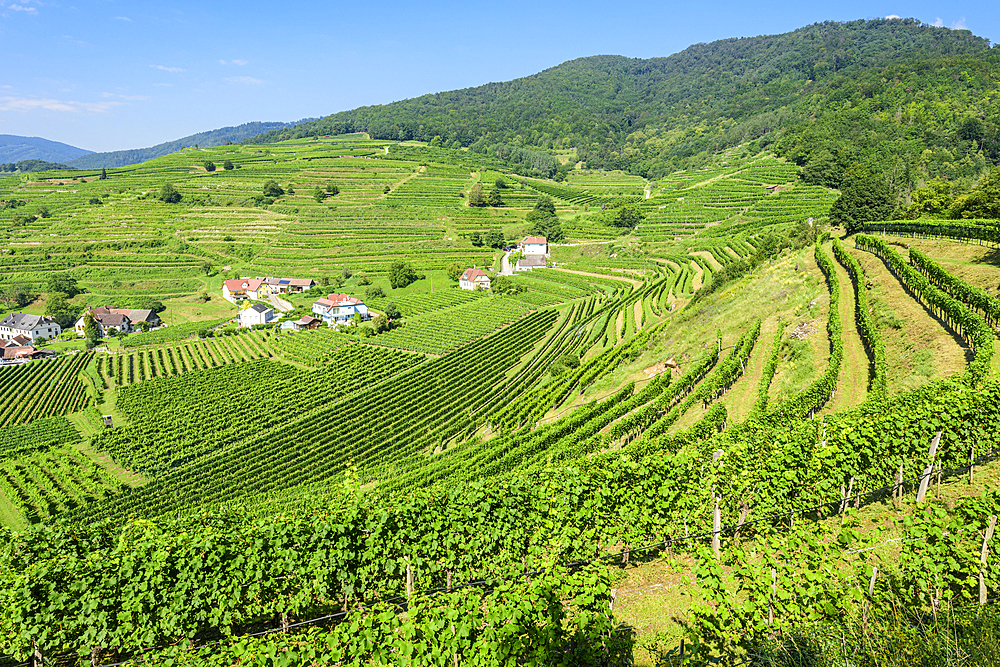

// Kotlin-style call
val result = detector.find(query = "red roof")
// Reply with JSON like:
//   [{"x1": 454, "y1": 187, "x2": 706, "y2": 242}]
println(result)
[
  {"x1": 522, "y1": 236, "x2": 547, "y2": 245},
  {"x1": 223, "y1": 278, "x2": 264, "y2": 292},
  {"x1": 316, "y1": 293, "x2": 363, "y2": 308},
  {"x1": 461, "y1": 268, "x2": 489, "y2": 281}
]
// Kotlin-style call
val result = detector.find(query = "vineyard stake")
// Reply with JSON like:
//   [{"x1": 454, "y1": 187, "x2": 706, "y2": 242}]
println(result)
[
  {"x1": 980, "y1": 516, "x2": 997, "y2": 606},
  {"x1": 406, "y1": 557, "x2": 414, "y2": 600},
  {"x1": 768, "y1": 567, "x2": 776, "y2": 628},
  {"x1": 916, "y1": 430, "x2": 942, "y2": 504},
  {"x1": 712, "y1": 496, "x2": 721, "y2": 559},
  {"x1": 969, "y1": 445, "x2": 974, "y2": 485}
]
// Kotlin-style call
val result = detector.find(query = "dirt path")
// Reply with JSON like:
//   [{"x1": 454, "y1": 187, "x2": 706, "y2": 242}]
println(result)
[
  {"x1": 849, "y1": 245, "x2": 970, "y2": 394},
  {"x1": 821, "y1": 241, "x2": 868, "y2": 414},
  {"x1": 551, "y1": 267, "x2": 644, "y2": 288}
]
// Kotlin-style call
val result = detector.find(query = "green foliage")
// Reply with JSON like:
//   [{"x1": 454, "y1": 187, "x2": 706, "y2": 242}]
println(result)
[
  {"x1": 387, "y1": 261, "x2": 417, "y2": 289},
  {"x1": 262, "y1": 180, "x2": 285, "y2": 198},
  {"x1": 202, "y1": 161, "x2": 216, "y2": 172},
  {"x1": 468, "y1": 182, "x2": 485, "y2": 207},
  {"x1": 608, "y1": 203, "x2": 644, "y2": 228},
  {"x1": 490, "y1": 275, "x2": 525, "y2": 295},
  {"x1": 829, "y1": 177, "x2": 896, "y2": 234},
  {"x1": 446, "y1": 263, "x2": 464, "y2": 282},
  {"x1": 950, "y1": 169, "x2": 1000, "y2": 219},
  {"x1": 0, "y1": 282, "x2": 34, "y2": 308},
  {"x1": 223, "y1": 159, "x2": 234, "y2": 170},
  {"x1": 483, "y1": 228, "x2": 505, "y2": 249},
  {"x1": 158, "y1": 183, "x2": 182, "y2": 203},
  {"x1": 382, "y1": 301, "x2": 400, "y2": 319}
]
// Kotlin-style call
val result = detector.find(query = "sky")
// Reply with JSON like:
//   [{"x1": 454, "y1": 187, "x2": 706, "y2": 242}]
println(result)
[{"x1": 0, "y1": 0, "x2": 996, "y2": 153}]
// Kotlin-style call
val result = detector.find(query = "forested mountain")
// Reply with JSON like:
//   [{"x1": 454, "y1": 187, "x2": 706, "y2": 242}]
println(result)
[
  {"x1": 67, "y1": 120, "x2": 305, "y2": 168},
  {"x1": 0, "y1": 134, "x2": 91, "y2": 164},
  {"x1": 248, "y1": 18, "x2": 998, "y2": 184}
]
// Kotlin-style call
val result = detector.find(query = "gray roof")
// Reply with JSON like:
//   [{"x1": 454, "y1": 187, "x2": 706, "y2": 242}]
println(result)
[
  {"x1": 248, "y1": 303, "x2": 271, "y2": 314},
  {"x1": 517, "y1": 255, "x2": 547, "y2": 268},
  {"x1": 1, "y1": 313, "x2": 55, "y2": 330}
]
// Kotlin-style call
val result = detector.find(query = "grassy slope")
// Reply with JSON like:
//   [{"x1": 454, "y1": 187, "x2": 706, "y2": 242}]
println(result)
[{"x1": 848, "y1": 244, "x2": 970, "y2": 393}]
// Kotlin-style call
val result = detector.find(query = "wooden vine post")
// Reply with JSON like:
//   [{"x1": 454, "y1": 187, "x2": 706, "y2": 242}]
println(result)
[
  {"x1": 712, "y1": 449, "x2": 724, "y2": 559},
  {"x1": 980, "y1": 516, "x2": 997, "y2": 606},
  {"x1": 405, "y1": 556, "x2": 414, "y2": 600},
  {"x1": 916, "y1": 430, "x2": 942, "y2": 504}
]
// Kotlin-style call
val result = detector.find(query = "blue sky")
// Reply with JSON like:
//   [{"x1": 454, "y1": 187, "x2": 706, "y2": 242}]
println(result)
[{"x1": 0, "y1": 0, "x2": 995, "y2": 152}]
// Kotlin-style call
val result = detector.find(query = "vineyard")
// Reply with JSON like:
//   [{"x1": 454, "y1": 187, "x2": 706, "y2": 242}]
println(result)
[{"x1": 1, "y1": 133, "x2": 1000, "y2": 666}]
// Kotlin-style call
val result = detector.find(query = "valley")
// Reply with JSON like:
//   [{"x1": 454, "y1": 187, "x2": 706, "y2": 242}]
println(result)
[{"x1": 0, "y1": 17, "x2": 999, "y2": 667}]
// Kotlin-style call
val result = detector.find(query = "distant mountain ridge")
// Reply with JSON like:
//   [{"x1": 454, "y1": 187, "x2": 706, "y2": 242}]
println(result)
[
  {"x1": 0, "y1": 135, "x2": 92, "y2": 164},
  {"x1": 66, "y1": 121, "x2": 308, "y2": 169},
  {"x1": 246, "y1": 18, "x2": 997, "y2": 178}
]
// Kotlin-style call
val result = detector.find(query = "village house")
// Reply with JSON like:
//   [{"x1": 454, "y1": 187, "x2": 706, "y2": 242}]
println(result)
[
  {"x1": 1, "y1": 340, "x2": 54, "y2": 362},
  {"x1": 520, "y1": 236, "x2": 549, "y2": 257},
  {"x1": 459, "y1": 268, "x2": 491, "y2": 291},
  {"x1": 312, "y1": 293, "x2": 368, "y2": 327},
  {"x1": 261, "y1": 277, "x2": 315, "y2": 295},
  {"x1": 239, "y1": 303, "x2": 275, "y2": 328},
  {"x1": 0, "y1": 313, "x2": 62, "y2": 342},
  {"x1": 73, "y1": 307, "x2": 161, "y2": 338},
  {"x1": 222, "y1": 278, "x2": 266, "y2": 304},
  {"x1": 516, "y1": 236, "x2": 549, "y2": 271}
]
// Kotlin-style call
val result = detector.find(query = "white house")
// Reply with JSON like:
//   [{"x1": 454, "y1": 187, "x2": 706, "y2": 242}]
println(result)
[
  {"x1": 73, "y1": 307, "x2": 159, "y2": 337},
  {"x1": 459, "y1": 268, "x2": 491, "y2": 291},
  {"x1": 520, "y1": 236, "x2": 549, "y2": 257},
  {"x1": 0, "y1": 313, "x2": 62, "y2": 342},
  {"x1": 239, "y1": 303, "x2": 274, "y2": 328},
  {"x1": 312, "y1": 293, "x2": 368, "y2": 327}
]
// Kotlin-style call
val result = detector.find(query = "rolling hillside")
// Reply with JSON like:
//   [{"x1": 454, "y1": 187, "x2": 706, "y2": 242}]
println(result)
[{"x1": 0, "y1": 18, "x2": 999, "y2": 667}]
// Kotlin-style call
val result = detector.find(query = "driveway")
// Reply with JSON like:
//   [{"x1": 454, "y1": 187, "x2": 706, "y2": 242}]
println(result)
[{"x1": 267, "y1": 294, "x2": 293, "y2": 312}]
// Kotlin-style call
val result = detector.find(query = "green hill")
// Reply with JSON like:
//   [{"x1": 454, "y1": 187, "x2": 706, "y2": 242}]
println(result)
[
  {"x1": 248, "y1": 18, "x2": 998, "y2": 182},
  {"x1": 0, "y1": 17, "x2": 999, "y2": 667}
]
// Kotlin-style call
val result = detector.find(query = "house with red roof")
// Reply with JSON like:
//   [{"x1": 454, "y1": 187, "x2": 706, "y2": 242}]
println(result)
[
  {"x1": 459, "y1": 268, "x2": 491, "y2": 291},
  {"x1": 222, "y1": 278, "x2": 266, "y2": 303},
  {"x1": 520, "y1": 236, "x2": 549, "y2": 257},
  {"x1": 312, "y1": 293, "x2": 369, "y2": 327}
]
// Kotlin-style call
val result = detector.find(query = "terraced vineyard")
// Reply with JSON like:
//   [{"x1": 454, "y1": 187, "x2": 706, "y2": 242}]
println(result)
[
  {"x1": 0, "y1": 355, "x2": 92, "y2": 426},
  {"x1": 3, "y1": 132, "x2": 1000, "y2": 666}
]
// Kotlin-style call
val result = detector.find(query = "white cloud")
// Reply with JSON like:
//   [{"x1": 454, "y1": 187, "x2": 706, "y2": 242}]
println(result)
[
  {"x1": 112, "y1": 16, "x2": 131, "y2": 22},
  {"x1": 933, "y1": 17, "x2": 944, "y2": 27},
  {"x1": 952, "y1": 17, "x2": 967, "y2": 29},
  {"x1": 7, "y1": 4, "x2": 38, "y2": 13},
  {"x1": 101, "y1": 92, "x2": 149, "y2": 101},
  {"x1": 0, "y1": 95, "x2": 119, "y2": 113},
  {"x1": 151, "y1": 64, "x2": 184, "y2": 72},
  {"x1": 219, "y1": 59, "x2": 249, "y2": 66},
  {"x1": 885, "y1": 14, "x2": 902, "y2": 19},
  {"x1": 225, "y1": 76, "x2": 263, "y2": 85}
]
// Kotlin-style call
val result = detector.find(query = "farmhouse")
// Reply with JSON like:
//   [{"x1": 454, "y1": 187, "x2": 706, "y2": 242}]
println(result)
[
  {"x1": 239, "y1": 303, "x2": 275, "y2": 328},
  {"x1": 515, "y1": 255, "x2": 547, "y2": 272},
  {"x1": 312, "y1": 293, "x2": 369, "y2": 327},
  {"x1": 222, "y1": 278, "x2": 266, "y2": 303},
  {"x1": 261, "y1": 277, "x2": 315, "y2": 295},
  {"x1": 0, "y1": 313, "x2": 62, "y2": 342},
  {"x1": 73, "y1": 307, "x2": 160, "y2": 338},
  {"x1": 459, "y1": 268, "x2": 491, "y2": 291},
  {"x1": 520, "y1": 236, "x2": 549, "y2": 257},
  {"x1": 1, "y1": 342, "x2": 53, "y2": 362},
  {"x1": 516, "y1": 236, "x2": 549, "y2": 271}
]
